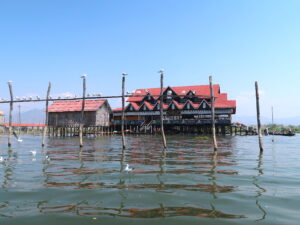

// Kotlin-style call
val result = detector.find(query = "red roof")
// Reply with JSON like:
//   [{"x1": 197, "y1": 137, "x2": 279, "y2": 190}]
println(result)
[
  {"x1": 112, "y1": 107, "x2": 123, "y2": 112},
  {"x1": 112, "y1": 84, "x2": 235, "y2": 112},
  {"x1": 214, "y1": 93, "x2": 236, "y2": 108},
  {"x1": 48, "y1": 100, "x2": 107, "y2": 113},
  {"x1": 127, "y1": 84, "x2": 220, "y2": 102},
  {"x1": 4, "y1": 123, "x2": 46, "y2": 127}
]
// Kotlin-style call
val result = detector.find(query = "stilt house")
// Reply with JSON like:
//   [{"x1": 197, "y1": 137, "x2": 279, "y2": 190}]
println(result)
[
  {"x1": 112, "y1": 84, "x2": 236, "y2": 130},
  {"x1": 48, "y1": 100, "x2": 111, "y2": 127}
]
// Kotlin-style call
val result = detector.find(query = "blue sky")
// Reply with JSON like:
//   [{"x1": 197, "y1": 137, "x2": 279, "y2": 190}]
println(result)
[{"x1": 0, "y1": 0, "x2": 299, "y2": 119}]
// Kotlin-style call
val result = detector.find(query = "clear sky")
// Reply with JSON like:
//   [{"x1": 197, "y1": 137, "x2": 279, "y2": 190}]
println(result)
[{"x1": 0, "y1": 0, "x2": 299, "y2": 119}]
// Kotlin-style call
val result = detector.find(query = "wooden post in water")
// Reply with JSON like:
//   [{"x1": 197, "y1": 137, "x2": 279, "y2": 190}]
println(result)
[
  {"x1": 79, "y1": 74, "x2": 87, "y2": 148},
  {"x1": 121, "y1": 72, "x2": 127, "y2": 149},
  {"x1": 255, "y1": 81, "x2": 263, "y2": 152},
  {"x1": 7, "y1": 81, "x2": 14, "y2": 147},
  {"x1": 209, "y1": 76, "x2": 218, "y2": 151},
  {"x1": 42, "y1": 82, "x2": 51, "y2": 147},
  {"x1": 271, "y1": 106, "x2": 274, "y2": 142},
  {"x1": 159, "y1": 69, "x2": 167, "y2": 149}
]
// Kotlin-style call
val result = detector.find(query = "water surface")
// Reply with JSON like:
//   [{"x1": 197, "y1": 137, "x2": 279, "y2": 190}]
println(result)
[{"x1": 0, "y1": 134, "x2": 299, "y2": 225}]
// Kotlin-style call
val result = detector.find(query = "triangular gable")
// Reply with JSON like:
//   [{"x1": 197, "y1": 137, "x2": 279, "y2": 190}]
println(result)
[
  {"x1": 163, "y1": 86, "x2": 178, "y2": 98},
  {"x1": 138, "y1": 101, "x2": 154, "y2": 111},
  {"x1": 142, "y1": 92, "x2": 155, "y2": 102},
  {"x1": 199, "y1": 100, "x2": 211, "y2": 110},
  {"x1": 125, "y1": 103, "x2": 138, "y2": 112},
  {"x1": 153, "y1": 101, "x2": 170, "y2": 110},
  {"x1": 182, "y1": 100, "x2": 195, "y2": 110},
  {"x1": 139, "y1": 102, "x2": 149, "y2": 111},
  {"x1": 186, "y1": 90, "x2": 196, "y2": 97},
  {"x1": 167, "y1": 101, "x2": 180, "y2": 110}
]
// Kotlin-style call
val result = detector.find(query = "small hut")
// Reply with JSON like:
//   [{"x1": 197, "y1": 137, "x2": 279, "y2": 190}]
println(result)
[{"x1": 48, "y1": 100, "x2": 111, "y2": 127}]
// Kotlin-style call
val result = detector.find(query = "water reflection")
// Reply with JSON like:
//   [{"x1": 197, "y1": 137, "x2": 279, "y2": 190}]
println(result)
[
  {"x1": 38, "y1": 203, "x2": 245, "y2": 219},
  {"x1": 253, "y1": 153, "x2": 267, "y2": 221},
  {"x1": 0, "y1": 135, "x2": 249, "y2": 221},
  {"x1": 1, "y1": 151, "x2": 17, "y2": 189}
]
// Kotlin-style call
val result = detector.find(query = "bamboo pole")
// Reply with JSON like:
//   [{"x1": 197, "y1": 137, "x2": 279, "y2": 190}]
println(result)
[
  {"x1": 159, "y1": 69, "x2": 167, "y2": 149},
  {"x1": 255, "y1": 81, "x2": 263, "y2": 152},
  {"x1": 121, "y1": 72, "x2": 127, "y2": 149},
  {"x1": 7, "y1": 81, "x2": 13, "y2": 147},
  {"x1": 209, "y1": 76, "x2": 218, "y2": 151},
  {"x1": 42, "y1": 82, "x2": 51, "y2": 147},
  {"x1": 79, "y1": 74, "x2": 87, "y2": 148}
]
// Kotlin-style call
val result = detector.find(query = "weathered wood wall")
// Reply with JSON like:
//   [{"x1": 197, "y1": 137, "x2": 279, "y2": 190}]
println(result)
[
  {"x1": 48, "y1": 103, "x2": 111, "y2": 127},
  {"x1": 0, "y1": 112, "x2": 4, "y2": 125}
]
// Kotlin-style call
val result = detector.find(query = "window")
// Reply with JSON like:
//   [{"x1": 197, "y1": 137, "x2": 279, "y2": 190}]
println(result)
[{"x1": 167, "y1": 90, "x2": 172, "y2": 99}]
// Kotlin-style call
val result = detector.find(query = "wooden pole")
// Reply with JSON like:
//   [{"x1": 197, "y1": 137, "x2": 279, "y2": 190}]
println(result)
[
  {"x1": 8, "y1": 81, "x2": 13, "y2": 147},
  {"x1": 209, "y1": 76, "x2": 218, "y2": 151},
  {"x1": 159, "y1": 69, "x2": 167, "y2": 149},
  {"x1": 271, "y1": 106, "x2": 274, "y2": 142},
  {"x1": 79, "y1": 75, "x2": 87, "y2": 148},
  {"x1": 42, "y1": 82, "x2": 51, "y2": 147},
  {"x1": 255, "y1": 81, "x2": 263, "y2": 152},
  {"x1": 121, "y1": 72, "x2": 127, "y2": 149}
]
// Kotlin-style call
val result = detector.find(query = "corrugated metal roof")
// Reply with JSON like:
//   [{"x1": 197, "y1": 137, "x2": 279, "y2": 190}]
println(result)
[{"x1": 48, "y1": 100, "x2": 107, "y2": 113}]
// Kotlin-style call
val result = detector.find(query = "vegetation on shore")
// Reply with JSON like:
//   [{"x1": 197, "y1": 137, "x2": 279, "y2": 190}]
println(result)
[{"x1": 264, "y1": 124, "x2": 300, "y2": 133}]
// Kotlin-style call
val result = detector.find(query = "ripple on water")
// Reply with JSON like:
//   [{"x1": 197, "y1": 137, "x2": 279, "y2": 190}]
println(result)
[{"x1": 1, "y1": 134, "x2": 300, "y2": 225}]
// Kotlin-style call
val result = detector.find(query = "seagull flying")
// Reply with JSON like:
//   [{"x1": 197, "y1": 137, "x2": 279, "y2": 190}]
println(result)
[{"x1": 30, "y1": 150, "x2": 37, "y2": 156}]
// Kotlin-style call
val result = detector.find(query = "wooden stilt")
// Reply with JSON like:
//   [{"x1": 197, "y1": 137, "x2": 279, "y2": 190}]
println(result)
[
  {"x1": 272, "y1": 106, "x2": 274, "y2": 142},
  {"x1": 121, "y1": 72, "x2": 127, "y2": 149},
  {"x1": 80, "y1": 75, "x2": 87, "y2": 148},
  {"x1": 159, "y1": 69, "x2": 167, "y2": 149},
  {"x1": 7, "y1": 81, "x2": 14, "y2": 148},
  {"x1": 42, "y1": 82, "x2": 51, "y2": 147},
  {"x1": 209, "y1": 76, "x2": 218, "y2": 151},
  {"x1": 255, "y1": 81, "x2": 263, "y2": 152}
]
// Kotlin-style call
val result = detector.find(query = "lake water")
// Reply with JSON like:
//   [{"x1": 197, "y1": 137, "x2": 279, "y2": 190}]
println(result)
[{"x1": 0, "y1": 134, "x2": 299, "y2": 225}]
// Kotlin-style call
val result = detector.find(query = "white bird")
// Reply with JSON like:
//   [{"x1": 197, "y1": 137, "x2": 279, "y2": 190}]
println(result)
[
  {"x1": 45, "y1": 155, "x2": 50, "y2": 161},
  {"x1": 0, "y1": 156, "x2": 4, "y2": 162},
  {"x1": 124, "y1": 164, "x2": 133, "y2": 172},
  {"x1": 30, "y1": 150, "x2": 37, "y2": 156},
  {"x1": 17, "y1": 138, "x2": 23, "y2": 142}
]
